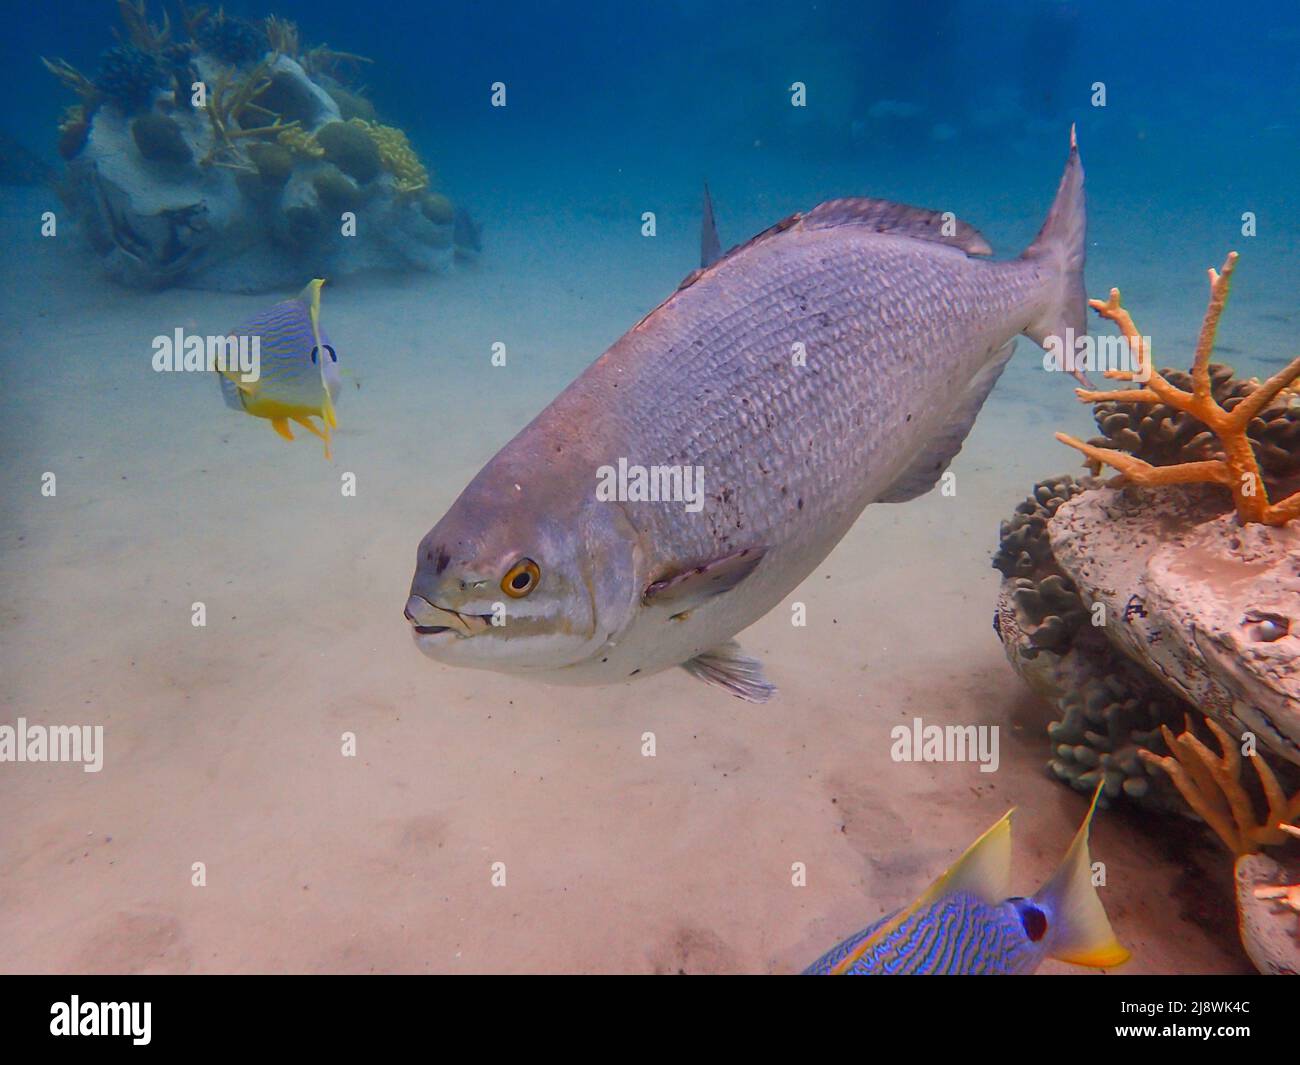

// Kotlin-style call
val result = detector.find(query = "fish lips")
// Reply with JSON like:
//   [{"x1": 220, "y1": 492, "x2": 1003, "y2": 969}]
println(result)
[{"x1": 404, "y1": 595, "x2": 492, "y2": 642}]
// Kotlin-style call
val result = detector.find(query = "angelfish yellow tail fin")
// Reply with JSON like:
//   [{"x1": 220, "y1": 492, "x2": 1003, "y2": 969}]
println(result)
[{"x1": 1034, "y1": 785, "x2": 1131, "y2": 968}]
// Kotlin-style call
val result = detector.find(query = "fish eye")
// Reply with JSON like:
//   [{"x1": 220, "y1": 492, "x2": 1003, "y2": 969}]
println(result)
[
  {"x1": 1016, "y1": 901, "x2": 1048, "y2": 942},
  {"x1": 501, "y1": 558, "x2": 540, "y2": 598}
]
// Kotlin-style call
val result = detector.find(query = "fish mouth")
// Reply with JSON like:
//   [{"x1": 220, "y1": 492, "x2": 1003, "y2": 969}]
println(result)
[{"x1": 404, "y1": 595, "x2": 491, "y2": 639}]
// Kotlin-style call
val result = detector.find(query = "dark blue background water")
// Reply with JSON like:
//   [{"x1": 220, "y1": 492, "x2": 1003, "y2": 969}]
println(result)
[
  {"x1": 7, "y1": 1, "x2": 1297, "y2": 166},
  {"x1": 2, "y1": 0, "x2": 1296, "y2": 355}
]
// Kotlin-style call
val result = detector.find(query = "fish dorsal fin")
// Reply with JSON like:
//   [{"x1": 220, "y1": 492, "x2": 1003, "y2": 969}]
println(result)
[
  {"x1": 800, "y1": 197, "x2": 992, "y2": 256},
  {"x1": 877, "y1": 337, "x2": 1016, "y2": 503},
  {"x1": 701, "y1": 181, "x2": 722, "y2": 268},
  {"x1": 913, "y1": 809, "x2": 1014, "y2": 907},
  {"x1": 299, "y1": 278, "x2": 336, "y2": 455},
  {"x1": 300, "y1": 278, "x2": 326, "y2": 343},
  {"x1": 831, "y1": 810, "x2": 1013, "y2": 975},
  {"x1": 1033, "y1": 785, "x2": 1131, "y2": 969},
  {"x1": 664, "y1": 195, "x2": 988, "y2": 306}
]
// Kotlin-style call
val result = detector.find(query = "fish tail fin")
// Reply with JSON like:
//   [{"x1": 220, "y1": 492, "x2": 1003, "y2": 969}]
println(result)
[
  {"x1": 1032, "y1": 784, "x2": 1130, "y2": 969},
  {"x1": 1020, "y1": 125, "x2": 1087, "y2": 375}
]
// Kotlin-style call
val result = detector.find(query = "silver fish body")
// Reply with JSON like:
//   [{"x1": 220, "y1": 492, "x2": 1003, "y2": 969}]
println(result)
[{"x1": 408, "y1": 135, "x2": 1086, "y2": 699}]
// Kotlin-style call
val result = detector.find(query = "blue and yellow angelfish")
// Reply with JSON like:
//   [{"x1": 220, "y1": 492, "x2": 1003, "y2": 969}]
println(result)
[
  {"x1": 218, "y1": 278, "x2": 341, "y2": 459},
  {"x1": 804, "y1": 786, "x2": 1130, "y2": 975}
]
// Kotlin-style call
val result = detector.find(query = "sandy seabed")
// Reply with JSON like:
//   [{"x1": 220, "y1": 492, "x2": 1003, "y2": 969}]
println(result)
[{"x1": 1, "y1": 135, "x2": 1292, "y2": 973}]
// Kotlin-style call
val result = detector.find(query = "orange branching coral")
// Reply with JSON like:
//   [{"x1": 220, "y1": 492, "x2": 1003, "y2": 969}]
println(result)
[
  {"x1": 1056, "y1": 253, "x2": 1300, "y2": 525},
  {"x1": 1139, "y1": 717, "x2": 1300, "y2": 857}
]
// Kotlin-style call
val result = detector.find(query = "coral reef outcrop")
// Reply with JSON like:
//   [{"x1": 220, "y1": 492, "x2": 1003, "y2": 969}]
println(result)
[
  {"x1": 995, "y1": 252, "x2": 1300, "y2": 971},
  {"x1": 44, "y1": 3, "x2": 467, "y2": 290}
]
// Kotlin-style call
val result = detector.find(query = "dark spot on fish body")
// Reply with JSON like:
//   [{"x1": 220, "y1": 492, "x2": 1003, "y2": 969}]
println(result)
[
  {"x1": 797, "y1": 498, "x2": 804, "y2": 510},
  {"x1": 434, "y1": 547, "x2": 450, "y2": 575}
]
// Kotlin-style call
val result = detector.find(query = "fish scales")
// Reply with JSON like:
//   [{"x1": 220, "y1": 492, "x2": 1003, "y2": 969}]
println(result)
[
  {"x1": 804, "y1": 894, "x2": 1040, "y2": 975},
  {"x1": 513, "y1": 236, "x2": 1053, "y2": 665},
  {"x1": 407, "y1": 136, "x2": 1085, "y2": 696}
]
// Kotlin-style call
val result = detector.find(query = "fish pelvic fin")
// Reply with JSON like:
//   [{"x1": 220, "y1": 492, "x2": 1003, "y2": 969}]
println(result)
[
  {"x1": 830, "y1": 810, "x2": 1014, "y2": 974},
  {"x1": 1020, "y1": 125, "x2": 1087, "y2": 378},
  {"x1": 321, "y1": 380, "x2": 338, "y2": 429},
  {"x1": 680, "y1": 641, "x2": 775, "y2": 703},
  {"x1": 1033, "y1": 784, "x2": 1131, "y2": 969},
  {"x1": 292, "y1": 415, "x2": 333, "y2": 460},
  {"x1": 271, "y1": 417, "x2": 295, "y2": 442}
]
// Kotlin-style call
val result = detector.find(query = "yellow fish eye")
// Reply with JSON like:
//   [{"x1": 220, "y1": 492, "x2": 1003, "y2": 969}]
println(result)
[{"x1": 501, "y1": 558, "x2": 540, "y2": 598}]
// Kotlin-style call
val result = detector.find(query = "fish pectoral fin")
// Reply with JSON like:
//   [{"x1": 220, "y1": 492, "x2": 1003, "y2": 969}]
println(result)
[
  {"x1": 271, "y1": 417, "x2": 295, "y2": 442},
  {"x1": 877, "y1": 337, "x2": 1017, "y2": 503},
  {"x1": 643, "y1": 546, "x2": 765, "y2": 609},
  {"x1": 680, "y1": 641, "x2": 775, "y2": 703}
]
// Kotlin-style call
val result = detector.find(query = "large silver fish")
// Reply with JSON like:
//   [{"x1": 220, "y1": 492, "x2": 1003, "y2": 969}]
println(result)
[{"x1": 406, "y1": 131, "x2": 1086, "y2": 701}]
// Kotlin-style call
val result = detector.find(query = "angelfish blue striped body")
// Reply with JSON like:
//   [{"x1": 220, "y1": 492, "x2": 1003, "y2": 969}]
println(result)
[
  {"x1": 803, "y1": 892, "x2": 1047, "y2": 975},
  {"x1": 802, "y1": 788, "x2": 1129, "y2": 976}
]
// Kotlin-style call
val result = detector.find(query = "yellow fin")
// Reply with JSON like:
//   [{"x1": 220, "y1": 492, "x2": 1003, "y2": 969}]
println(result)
[
  {"x1": 291, "y1": 415, "x2": 326, "y2": 442},
  {"x1": 292, "y1": 415, "x2": 332, "y2": 460},
  {"x1": 831, "y1": 810, "x2": 1014, "y2": 974},
  {"x1": 299, "y1": 277, "x2": 326, "y2": 328},
  {"x1": 1034, "y1": 784, "x2": 1131, "y2": 969},
  {"x1": 271, "y1": 417, "x2": 295, "y2": 442},
  {"x1": 321, "y1": 381, "x2": 338, "y2": 429},
  {"x1": 299, "y1": 276, "x2": 337, "y2": 439}
]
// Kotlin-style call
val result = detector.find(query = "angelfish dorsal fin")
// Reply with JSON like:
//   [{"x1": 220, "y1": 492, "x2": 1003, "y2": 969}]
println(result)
[
  {"x1": 299, "y1": 277, "x2": 336, "y2": 452},
  {"x1": 701, "y1": 181, "x2": 722, "y2": 267},
  {"x1": 831, "y1": 810, "x2": 1013, "y2": 974}
]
